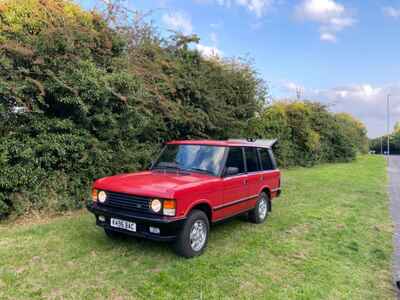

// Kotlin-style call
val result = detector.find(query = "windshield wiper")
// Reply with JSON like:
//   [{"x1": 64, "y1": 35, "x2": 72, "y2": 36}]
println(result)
[
  {"x1": 185, "y1": 167, "x2": 214, "y2": 175},
  {"x1": 152, "y1": 163, "x2": 213, "y2": 175},
  {"x1": 152, "y1": 162, "x2": 193, "y2": 174},
  {"x1": 153, "y1": 162, "x2": 181, "y2": 170}
]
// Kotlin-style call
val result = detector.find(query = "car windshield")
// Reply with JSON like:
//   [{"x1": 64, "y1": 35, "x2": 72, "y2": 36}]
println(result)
[{"x1": 152, "y1": 144, "x2": 226, "y2": 176}]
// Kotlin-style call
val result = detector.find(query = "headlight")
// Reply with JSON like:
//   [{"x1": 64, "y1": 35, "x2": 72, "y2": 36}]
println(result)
[
  {"x1": 92, "y1": 188, "x2": 98, "y2": 202},
  {"x1": 98, "y1": 191, "x2": 107, "y2": 203},
  {"x1": 150, "y1": 198, "x2": 162, "y2": 213}
]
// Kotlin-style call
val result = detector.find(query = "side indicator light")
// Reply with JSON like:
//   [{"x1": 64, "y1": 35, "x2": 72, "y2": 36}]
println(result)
[
  {"x1": 92, "y1": 188, "x2": 98, "y2": 202},
  {"x1": 163, "y1": 199, "x2": 176, "y2": 216}
]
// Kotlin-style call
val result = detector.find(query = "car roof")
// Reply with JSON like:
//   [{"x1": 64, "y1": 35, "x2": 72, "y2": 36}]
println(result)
[{"x1": 167, "y1": 139, "x2": 277, "y2": 149}]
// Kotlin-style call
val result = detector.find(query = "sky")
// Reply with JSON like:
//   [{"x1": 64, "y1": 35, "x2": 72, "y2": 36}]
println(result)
[{"x1": 78, "y1": 0, "x2": 400, "y2": 138}]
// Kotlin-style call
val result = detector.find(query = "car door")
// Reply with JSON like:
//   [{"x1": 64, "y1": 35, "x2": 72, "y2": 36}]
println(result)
[
  {"x1": 258, "y1": 147, "x2": 280, "y2": 196},
  {"x1": 243, "y1": 147, "x2": 262, "y2": 209},
  {"x1": 215, "y1": 147, "x2": 248, "y2": 221}
]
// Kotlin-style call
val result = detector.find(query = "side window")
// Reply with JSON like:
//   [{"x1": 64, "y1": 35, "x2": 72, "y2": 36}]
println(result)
[
  {"x1": 244, "y1": 147, "x2": 260, "y2": 172},
  {"x1": 268, "y1": 149, "x2": 278, "y2": 169},
  {"x1": 225, "y1": 147, "x2": 245, "y2": 175},
  {"x1": 259, "y1": 148, "x2": 275, "y2": 170}
]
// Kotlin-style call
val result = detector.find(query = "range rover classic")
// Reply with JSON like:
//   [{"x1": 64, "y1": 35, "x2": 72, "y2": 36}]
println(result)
[{"x1": 87, "y1": 139, "x2": 281, "y2": 257}]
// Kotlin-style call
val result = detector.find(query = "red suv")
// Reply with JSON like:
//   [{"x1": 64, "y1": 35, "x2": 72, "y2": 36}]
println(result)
[{"x1": 87, "y1": 139, "x2": 281, "y2": 257}]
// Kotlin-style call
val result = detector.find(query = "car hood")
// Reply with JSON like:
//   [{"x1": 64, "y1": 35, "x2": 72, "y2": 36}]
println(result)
[{"x1": 94, "y1": 170, "x2": 215, "y2": 198}]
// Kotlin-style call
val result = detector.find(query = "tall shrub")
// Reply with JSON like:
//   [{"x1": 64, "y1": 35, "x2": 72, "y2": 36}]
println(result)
[
  {"x1": 249, "y1": 101, "x2": 367, "y2": 167},
  {"x1": 0, "y1": 0, "x2": 265, "y2": 218}
]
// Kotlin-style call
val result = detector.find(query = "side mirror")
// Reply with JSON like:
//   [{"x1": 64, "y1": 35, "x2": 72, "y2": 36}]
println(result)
[{"x1": 225, "y1": 166, "x2": 239, "y2": 176}]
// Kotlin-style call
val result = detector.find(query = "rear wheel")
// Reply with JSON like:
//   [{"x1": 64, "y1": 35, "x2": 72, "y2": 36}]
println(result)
[
  {"x1": 248, "y1": 192, "x2": 269, "y2": 224},
  {"x1": 174, "y1": 209, "x2": 209, "y2": 258}
]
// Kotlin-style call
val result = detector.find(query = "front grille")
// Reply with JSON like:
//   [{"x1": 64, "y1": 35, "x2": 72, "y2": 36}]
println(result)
[{"x1": 102, "y1": 191, "x2": 151, "y2": 213}]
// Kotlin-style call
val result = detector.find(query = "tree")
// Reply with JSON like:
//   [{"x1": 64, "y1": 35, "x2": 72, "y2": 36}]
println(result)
[{"x1": 248, "y1": 101, "x2": 367, "y2": 167}]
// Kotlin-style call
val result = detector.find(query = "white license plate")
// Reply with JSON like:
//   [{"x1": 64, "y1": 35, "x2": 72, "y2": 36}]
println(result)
[{"x1": 110, "y1": 218, "x2": 136, "y2": 232}]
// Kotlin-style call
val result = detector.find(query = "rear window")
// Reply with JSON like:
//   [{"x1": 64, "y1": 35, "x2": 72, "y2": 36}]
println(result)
[
  {"x1": 244, "y1": 147, "x2": 261, "y2": 172},
  {"x1": 259, "y1": 148, "x2": 275, "y2": 170}
]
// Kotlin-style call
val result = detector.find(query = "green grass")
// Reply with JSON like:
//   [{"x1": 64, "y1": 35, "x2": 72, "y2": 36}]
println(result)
[{"x1": 0, "y1": 156, "x2": 394, "y2": 299}]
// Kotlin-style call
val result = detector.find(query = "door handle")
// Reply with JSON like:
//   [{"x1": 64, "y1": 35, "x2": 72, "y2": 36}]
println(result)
[
  {"x1": 243, "y1": 179, "x2": 248, "y2": 185},
  {"x1": 260, "y1": 175, "x2": 264, "y2": 181}
]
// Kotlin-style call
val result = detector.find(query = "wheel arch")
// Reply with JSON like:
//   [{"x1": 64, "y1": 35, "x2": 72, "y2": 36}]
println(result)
[
  {"x1": 184, "y1": 200, "x2": 213, "y2": 223},
  {"x1": 260, "y1": 186, "x2": 272, "y2": 212}
]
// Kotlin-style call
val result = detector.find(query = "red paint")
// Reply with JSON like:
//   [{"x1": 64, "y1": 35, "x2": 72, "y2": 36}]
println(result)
[{"x1": 93, "y1": 140, "x2": 281, "y2": 223}]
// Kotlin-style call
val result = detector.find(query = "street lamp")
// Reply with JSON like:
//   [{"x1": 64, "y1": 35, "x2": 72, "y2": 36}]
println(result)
[{"x1": 387, "y1": 94, "x2": 391, "y2": 156}]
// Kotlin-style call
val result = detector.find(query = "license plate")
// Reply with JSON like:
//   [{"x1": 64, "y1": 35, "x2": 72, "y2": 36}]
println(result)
[{"x1": 110, "y1": 218, "x2": 136, "y2": 232}]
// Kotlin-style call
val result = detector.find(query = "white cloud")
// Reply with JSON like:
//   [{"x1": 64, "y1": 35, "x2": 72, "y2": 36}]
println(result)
[
  {"x1": 208, "y1": 0, "x2": 273, "y2": 17},
  {"x1": 383, "y1": 6, "x2": 400, "y2": 19},
  {"x1": 320, "y1": 32, "x2": 336, "y2": 42},
  {"x1": 196, "y1": 44, "x2": 223, "y2": 58},
  {"x1": 278, "y1": 81, "x2": 399, "y2": 137},
  {"x1": 281, "y1": 81, "x2": 305, "y2": 94},
  {"x1": 296, "y1": 0, "x2": 344, "y2": 22},
  {"x1": 330, "y1": 84, "x2": 382, "y2": 100},
  {"x1": 210, "y1": 22, "x2": 223, "y2": 28},
  {"x1": 162, "y1": 12, "x2": 193, "y2": 35},
  {"x1": 295, "y1": 0, "x2": 355, "y2": 42},
  {"x1": 195, "y1": 32, "x2": 221, "y2": 59},
  {"x1": 236, "y1": 0, "x2": 274, "y2": 17},
  {"x1": 210, "y1": 32, "x2": 218, "y2": 44}
]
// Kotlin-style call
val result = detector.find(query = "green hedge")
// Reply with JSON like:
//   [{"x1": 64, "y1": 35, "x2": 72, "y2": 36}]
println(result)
[
  {"x1": 0, "y1": 0, "x2": 264, "y2": 218},
  {"x1": 0, "y1": 0, "x2": 368, "y2": 218},
  {"x1": 248, "y1": 102, "x2": 368, "y2": 167}
]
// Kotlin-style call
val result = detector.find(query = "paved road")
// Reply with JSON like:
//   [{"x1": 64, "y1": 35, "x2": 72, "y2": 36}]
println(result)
[{"x1": 388, "y1": 156, "x2": 400, "y2": 298}]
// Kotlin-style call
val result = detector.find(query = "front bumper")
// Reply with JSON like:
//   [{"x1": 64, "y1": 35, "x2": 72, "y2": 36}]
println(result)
[{"x1": 87, "y1": 203, "x2": 186, "y2": 242}]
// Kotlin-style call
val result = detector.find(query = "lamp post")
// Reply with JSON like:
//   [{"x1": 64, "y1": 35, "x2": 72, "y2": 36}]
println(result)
[{"x1": 387, "y1": 94, "x2": 391, "y2": 157}]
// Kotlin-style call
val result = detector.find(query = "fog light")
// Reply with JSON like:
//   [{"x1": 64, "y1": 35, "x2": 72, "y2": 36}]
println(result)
[
  {"x1": 98, "y1": 215, "x2": 106, "y2": 222},
  {"x1": 149, "y1": 226, "x2": 160, "y2": 234}
]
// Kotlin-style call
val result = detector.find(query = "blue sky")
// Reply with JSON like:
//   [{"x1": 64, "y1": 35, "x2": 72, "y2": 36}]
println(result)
[{"x1": 79, "y1": 0, "x2": 400, "y2": 137}]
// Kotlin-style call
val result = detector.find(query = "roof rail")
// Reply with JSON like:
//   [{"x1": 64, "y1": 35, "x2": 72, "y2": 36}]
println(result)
[{"x1": 228, "y1": 139, "x2": 277, "y2": 148}]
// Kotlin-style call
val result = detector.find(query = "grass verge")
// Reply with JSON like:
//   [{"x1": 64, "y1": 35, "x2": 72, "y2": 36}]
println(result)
[{"x1": 0, "y1": 156, "x2": 394, "y2": 299}]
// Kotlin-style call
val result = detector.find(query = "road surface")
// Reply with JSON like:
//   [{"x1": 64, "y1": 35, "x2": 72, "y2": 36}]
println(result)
[{"x1": 388, "y1": 156, "x2": 400, "y2": 298}]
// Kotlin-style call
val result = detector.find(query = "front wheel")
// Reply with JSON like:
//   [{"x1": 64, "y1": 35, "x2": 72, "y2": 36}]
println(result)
[
  {"x1": 248, "y1": 192, "x2": 270, "y2": 224},
  {"x1": 174, "y1": 209, "x2": 209, "y2": 258}
]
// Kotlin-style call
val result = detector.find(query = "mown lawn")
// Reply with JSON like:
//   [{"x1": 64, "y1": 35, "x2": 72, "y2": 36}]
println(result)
[{"x1": 0, "y1": 156, "x2": 394, "y2": 299}]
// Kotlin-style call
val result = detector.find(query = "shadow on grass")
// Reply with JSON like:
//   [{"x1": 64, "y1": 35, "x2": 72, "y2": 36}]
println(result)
[{"x1": 81, "y1": 213, "x2": 251, "y2": 258}]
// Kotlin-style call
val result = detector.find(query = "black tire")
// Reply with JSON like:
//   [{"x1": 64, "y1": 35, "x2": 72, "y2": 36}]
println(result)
[
  {"x1": 248, "y1": 192, "x2": 270, "y2": 224},
  {"x1": 174, "y1": 209, "x2": 209, "y2": 258},
  {"x1": 104, "y1": 228, "x2": 123, "y2": 239}
]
